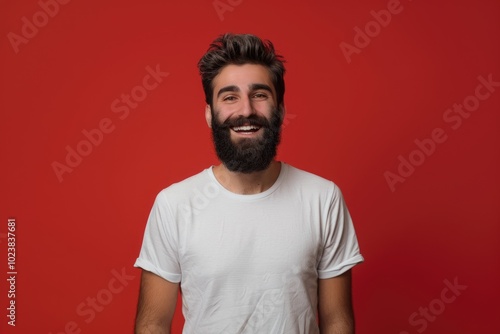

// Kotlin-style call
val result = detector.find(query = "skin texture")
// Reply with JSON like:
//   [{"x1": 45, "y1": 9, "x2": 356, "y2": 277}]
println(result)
[
  {"x1": 318, "y1": 270, "x2": 355, "y2": 333},
  {"x1": 135, "y1": 271, "x2": 178, "y2": 334},
  {"x1": 135, "y1": 63, "x2": 355, "y2": 333}
]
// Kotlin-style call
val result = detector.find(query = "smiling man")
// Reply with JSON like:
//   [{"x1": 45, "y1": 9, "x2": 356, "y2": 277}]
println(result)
[
  {"x1": 134, "y1": 33, "x2": 364, "y2": 334},
  {"x1": 209, "y1": 63, "x2": 282, "y2": 177}
]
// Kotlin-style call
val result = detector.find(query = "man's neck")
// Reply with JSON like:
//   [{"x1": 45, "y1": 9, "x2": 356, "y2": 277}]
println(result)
[{"x1": 212, "y1": 161, "x2": 282, "y2": 195}]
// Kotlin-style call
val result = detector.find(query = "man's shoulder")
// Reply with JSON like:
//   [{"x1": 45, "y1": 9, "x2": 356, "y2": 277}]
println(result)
[
  {"x1": 284, "y1": 163, "x2": 337, "y2": 190},
  {"x1": 156, "y1": 167, "x2": 213, "y2": 199},
  {"x1": 283, "y1": 163, "x2": 344, "y2": 203}
]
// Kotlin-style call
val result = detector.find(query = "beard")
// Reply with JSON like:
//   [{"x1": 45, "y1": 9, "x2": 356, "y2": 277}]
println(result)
[{"x1": 210, "y1": 107, "x2": 282, "y2": 173}]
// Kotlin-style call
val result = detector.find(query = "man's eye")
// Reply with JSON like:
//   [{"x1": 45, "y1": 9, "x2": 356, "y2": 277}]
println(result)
[
  {"x1": 253, "y1": 93, "x2": 268, "y2": 99},
  {"x1": 223, "y1": 96, "x2": 237, "y2": 101}
]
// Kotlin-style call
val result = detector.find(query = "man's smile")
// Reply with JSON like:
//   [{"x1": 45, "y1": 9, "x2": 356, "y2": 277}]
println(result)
[{"x1": 231, "y1": 124, "x2": 262, "y2": 135}]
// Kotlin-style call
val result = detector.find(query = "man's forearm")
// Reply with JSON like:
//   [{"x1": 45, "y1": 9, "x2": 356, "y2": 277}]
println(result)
[
  {"x1": 135, "y1": 323, "x2": 170, "y2": 334},
  {"x1": 320, "y1": 317, "x2": 354, "y2": 334}
]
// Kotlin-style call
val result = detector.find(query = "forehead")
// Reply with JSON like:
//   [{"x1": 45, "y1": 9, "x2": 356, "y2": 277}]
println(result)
[{"x1": 212, "y1": 64, "x2": 274, "y2": 93}]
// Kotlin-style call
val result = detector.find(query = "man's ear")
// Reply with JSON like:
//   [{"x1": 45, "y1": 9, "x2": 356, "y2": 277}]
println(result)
[{"x1": 205, "y1": 104, "x2": 212, "y2": 128}]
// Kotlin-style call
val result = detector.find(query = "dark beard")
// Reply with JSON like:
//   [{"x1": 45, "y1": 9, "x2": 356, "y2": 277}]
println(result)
[{"x1": 210, "y1": 108, "x2": 282, "y2": 173}]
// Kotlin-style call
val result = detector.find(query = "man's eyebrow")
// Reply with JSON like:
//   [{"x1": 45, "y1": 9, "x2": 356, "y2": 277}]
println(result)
[
  {"x1": 250, "y1": 83, "x2": 273, "y2": 93},
  {"x1": 217, "y1": 85, "x2": 240, "y2": 98}
]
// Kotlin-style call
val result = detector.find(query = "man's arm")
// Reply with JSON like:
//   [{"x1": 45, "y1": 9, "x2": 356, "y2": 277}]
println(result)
[
  {"x1": 318, "y1": 269, "x2": 355, "y2": 334},
  {"x1": 135, "y1": 270, "x2": 179, "y2": 334}
]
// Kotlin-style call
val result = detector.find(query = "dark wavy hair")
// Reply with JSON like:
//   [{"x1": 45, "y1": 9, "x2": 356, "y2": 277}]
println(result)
[{"x1": 197, "y1": 33, "x2": 286, "y2": 107}]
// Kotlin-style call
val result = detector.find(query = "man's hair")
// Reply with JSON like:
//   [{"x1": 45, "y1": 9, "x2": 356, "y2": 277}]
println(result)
[{"x1": 198, "y1": 33, "x2": 286, "y2": 107}]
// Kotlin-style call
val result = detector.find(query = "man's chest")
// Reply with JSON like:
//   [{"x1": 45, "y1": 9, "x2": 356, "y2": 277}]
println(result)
[{"x1": 178, "y1": 201, "x2": 323, "y2": 285}]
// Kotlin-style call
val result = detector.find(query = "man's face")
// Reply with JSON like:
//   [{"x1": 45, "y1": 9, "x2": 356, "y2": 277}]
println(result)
[{"x1": 206, "y1": 64, "x2": 283, "y2": 173}]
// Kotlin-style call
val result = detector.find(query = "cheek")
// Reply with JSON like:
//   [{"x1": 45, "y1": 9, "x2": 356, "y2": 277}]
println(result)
[
  {"x1": 258, "y1": 103, "x2": 277, "y2": 117},
  {"x1": 212, "y1": 111, "x2": 229, "y2": 126},
  {"x1": 214, "y1": 108, "x2": 240, "y2": 123}
]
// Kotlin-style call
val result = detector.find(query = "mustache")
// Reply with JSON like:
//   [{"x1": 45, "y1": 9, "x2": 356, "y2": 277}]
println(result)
[{"x1": 218, "y1": 114, "x2": 270, "y2": 129}]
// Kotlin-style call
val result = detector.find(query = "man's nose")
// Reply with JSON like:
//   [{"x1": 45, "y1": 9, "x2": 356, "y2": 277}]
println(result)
[{"x1": 237, "y1": 96, "x2": 256, "y2": 117}]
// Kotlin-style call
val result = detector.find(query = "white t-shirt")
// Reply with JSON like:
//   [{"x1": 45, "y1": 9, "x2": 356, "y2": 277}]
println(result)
[{"x1": 135, "y1": 163, "x2": 364, "y2": 333}]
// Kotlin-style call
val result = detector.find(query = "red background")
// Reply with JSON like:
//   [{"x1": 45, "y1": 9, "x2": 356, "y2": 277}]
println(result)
[{"x1": 1, "y1": 0, "x2": 499, "y2": 333}]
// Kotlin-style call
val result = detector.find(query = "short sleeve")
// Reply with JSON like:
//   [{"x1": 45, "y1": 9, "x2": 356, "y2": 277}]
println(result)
[
  {"x1": 317, "y1": 184, "x2": 364, "y2": 279},
  {"x1": 134, "y1": 191, "x2": 182, "y2": 283}
]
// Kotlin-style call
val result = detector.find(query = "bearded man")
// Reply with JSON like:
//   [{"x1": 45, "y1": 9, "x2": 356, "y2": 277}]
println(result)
[{"x1": 134, "y1": 33, "x2": 364, "y2": 334}]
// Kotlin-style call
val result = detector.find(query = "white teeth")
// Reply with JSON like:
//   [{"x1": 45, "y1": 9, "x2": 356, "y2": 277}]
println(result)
[{"x1": 232, "y1": 125, "x2": 260, "y2": 132}]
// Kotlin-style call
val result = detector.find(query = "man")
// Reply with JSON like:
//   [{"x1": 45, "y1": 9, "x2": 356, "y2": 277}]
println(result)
[{"x1": 134, "y1": 33, "x2": 364, "y2": 334}]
